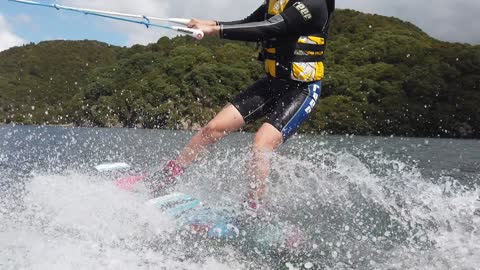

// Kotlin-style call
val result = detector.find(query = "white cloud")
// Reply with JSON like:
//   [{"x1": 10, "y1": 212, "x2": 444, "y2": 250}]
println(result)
[
  {"x1": 0, "y1": 14, "x2": 25, "y2": 52},
  {"x1": 59, "y1": 0, "x2": 172, "y2": 45},
  {"x1": 337, "y1": 0, "x2": 480, "y2": 44},
  {"x1": 165, "y1": 0, "x2": 258, "y2": 21}
]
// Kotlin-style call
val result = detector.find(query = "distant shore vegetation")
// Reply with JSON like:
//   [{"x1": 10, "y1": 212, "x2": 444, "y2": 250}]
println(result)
[{"x1": 1, "y1": 9, "x2": 479, "y2": 138}]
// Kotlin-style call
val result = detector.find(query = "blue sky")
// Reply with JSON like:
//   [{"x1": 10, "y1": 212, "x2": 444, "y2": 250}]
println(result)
[{"x1": 1, "y1": 0, "x2": 480, "y2": 52}]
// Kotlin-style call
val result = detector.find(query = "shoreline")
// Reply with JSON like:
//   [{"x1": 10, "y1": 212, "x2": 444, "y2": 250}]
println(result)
[{"x1": 2, "y1": 122, "x2": 479, "y2": 140}]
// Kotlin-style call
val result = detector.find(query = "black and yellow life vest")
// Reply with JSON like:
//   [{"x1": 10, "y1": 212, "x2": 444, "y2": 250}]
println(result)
[{"x1": 261, "y1": 0, "x2": 334, "y2": 82}]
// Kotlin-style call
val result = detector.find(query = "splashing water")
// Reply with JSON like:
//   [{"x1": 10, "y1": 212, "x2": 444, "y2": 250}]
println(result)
[
  {"x1": 0, "y1": 126, "x2": 478, "y2": 269},
  {"x1": 0, "y1": 172, "x2": 259, "y2": 269}
]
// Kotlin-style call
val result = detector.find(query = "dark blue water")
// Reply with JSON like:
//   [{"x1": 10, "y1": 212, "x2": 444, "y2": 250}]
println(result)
[{"x1": 1, "y1": 125, "x2": 479, "y2": 269}]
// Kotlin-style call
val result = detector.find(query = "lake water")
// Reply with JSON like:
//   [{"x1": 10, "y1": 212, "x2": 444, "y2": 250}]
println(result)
[{"x1": 0, "y1": 125, "x2": 479, "y2": 270}]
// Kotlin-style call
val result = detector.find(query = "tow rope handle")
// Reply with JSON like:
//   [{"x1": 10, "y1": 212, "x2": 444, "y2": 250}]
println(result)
[{"x1": 172, "y1": 27, "x2": 205, "y2": 40}]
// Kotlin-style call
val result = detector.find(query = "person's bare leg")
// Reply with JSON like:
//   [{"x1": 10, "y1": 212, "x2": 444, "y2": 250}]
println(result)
[
  {"x1": 175, "y1": 103, "x2": 245, "y2": 167},
  {"x1": 247, "y1": 123, "x2": 284, "y2": 204}
]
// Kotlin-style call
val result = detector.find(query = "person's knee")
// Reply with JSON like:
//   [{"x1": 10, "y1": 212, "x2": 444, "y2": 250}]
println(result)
[
  {"x1": 201, "y1": 122, "x2": 226, "y2": 142},
  {"x1": 253, "y1": 125, "x2": 283, "y2": 152},
  {"x1": 253, "y1": 136, "x2": 276, "y2": 152}
]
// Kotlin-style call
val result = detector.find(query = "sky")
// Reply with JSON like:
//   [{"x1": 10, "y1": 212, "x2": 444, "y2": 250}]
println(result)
[{"x1": 0, "y1": 0, "x2": 479, "y2": 52}]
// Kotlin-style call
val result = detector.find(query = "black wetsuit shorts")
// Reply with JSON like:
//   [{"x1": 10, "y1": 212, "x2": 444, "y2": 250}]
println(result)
[{"x1": 231, "y1": 77, "x2": 322, "y2": 140}]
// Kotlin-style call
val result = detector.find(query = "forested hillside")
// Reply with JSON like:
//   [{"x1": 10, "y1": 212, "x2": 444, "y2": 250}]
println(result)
[{"x1": 1, "y1": 9, "x2": 479, "y2": 138}]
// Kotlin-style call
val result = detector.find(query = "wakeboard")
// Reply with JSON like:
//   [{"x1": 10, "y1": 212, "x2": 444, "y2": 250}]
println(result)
[
  {"x1": 146, "y1": 192, "x2": 240, "y2": 239},
  {"x1": 96, "y1": 162, "x2": 306, "y2": 248}
]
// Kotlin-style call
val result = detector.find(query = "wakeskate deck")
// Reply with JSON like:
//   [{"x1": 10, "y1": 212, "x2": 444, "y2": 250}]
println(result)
[
  {"x1": 104, "y1": 165, "x2": 241, "y2": 239},
  {"x1": 145, "y1": 192, "x2": 305, "y2": 249},
  {"x1": 96, "y1": 162, "x2": 306, "y2": 247},
  {"x1": 146, "y1": 192, "x2": 240, "y2": 239}
]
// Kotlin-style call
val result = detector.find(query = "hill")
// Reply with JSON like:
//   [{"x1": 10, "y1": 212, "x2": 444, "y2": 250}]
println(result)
[
  {"x1": 0, "y1": 40, "x2": 119, "y2": 124},
  {"x1": 1, "y1": 9, "x2": 479, "y2": 138}
]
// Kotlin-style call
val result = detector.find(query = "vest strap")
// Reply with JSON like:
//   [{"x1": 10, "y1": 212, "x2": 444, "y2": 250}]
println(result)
[
  {"x1": 264, "y1": 41, "x2": 326, "y2": 52},
  {"x1": 263, "y1": 51, "x2": 325, "y2": 62},
  {"x1": 295, "y1": 43, "x2": 326, "y2": 52}
]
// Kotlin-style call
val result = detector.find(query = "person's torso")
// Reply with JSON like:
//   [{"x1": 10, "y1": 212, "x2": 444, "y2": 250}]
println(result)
[{"x1": 261, "y1": 0, "x2": 333, "y2": 82}]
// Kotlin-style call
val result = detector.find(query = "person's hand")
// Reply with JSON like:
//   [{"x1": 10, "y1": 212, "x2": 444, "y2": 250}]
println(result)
[
  {"x1": 187, "y1": 18, "x2": 217, "y2": 28},
  {"x1": 191, "y1": 24, "x2": 220, "y2": 37}
]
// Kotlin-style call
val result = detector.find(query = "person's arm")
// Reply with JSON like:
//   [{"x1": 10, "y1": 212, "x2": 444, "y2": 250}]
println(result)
[
  {"x1": 220, "y1": 14, "x2": 288, "y2": 42},
  {"x1": 187, "y1": 4, "x2": 267, "y2": 36},
  {"x1": 220, "y1": 0, "x2": 329, "y2": 41},
  {"x1": 187, "y1": 4, "x2": 267, "y2": 28}
]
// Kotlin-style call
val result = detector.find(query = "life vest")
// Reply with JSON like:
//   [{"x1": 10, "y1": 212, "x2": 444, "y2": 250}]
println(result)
[{"x1": 261, "y1": 0, "x2": 334, "y2": 82}]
